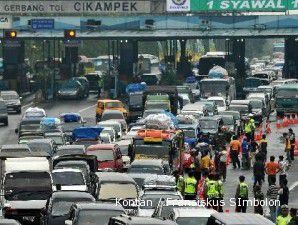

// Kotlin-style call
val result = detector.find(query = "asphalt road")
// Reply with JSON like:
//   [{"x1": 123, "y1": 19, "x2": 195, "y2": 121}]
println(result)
[{"x1": 0, "y1": 95, "x2": 297, "y2": 215}]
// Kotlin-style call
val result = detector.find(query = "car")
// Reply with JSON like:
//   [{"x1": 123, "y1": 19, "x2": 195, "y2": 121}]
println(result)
[
  {"x1": 98, "y1": 121, "x2": 124, "y2": 140},
  {"x1": 67, "y1": 202, "x2": 126, "y2": 225},
  {"x1": 0, "y1": 144, "x2": 31, "y2": 154},
  {"x1": 167, "y1": 207, "x2": 216, "y2": 225},
  {"x1": 109, "y1": 215, "x2": 179, "y2": 225},
  {"x1": 27, "y1": 139, "x2": 56, "y2": 156},
  {"x1": 16, "y1": 117, "x2": 43, "y2": 138},
  {"x1": 100, "y1": 133, "x2": 112, "y2": 143},
  {"x1": 0, "y1": 91, "x2": 21, "y2": 114},
  {"x1": 85, "y1": 73, "x2": 101, "y2": 93},
  {"x1": 18, "y1": 134, "x2": 45, "y2": 144},
  {"x1": 207, "y1": 212, "x2": 275, "y2": 225},
  {"x1": 0, "y1": 219, "x2": 21, "y2": 225},
  {"x1": 0, "y1": 99, "x2": 8, "y2": 126},
  {"x1": 96, "y1": 172, "x2": 139, "y2": 215},
  {"x1": 96, "y1": 99, "x2": 128, "y2": 123},
  {"x1": 44, "y1": 132, "x2": 66, "y2": 146},
  {"x1": 143, "y1": 109, "x2": 165, "y2": 119},
  {"x1": 198, "y1": 116, "x2": 223, "y2": 136},
  {"x1": 207, "y1": 96, "x2": 227, "y2": 112},
  {"x1": 86, "y1": 144, "x2": 124, "y2": 172},
  {"x1": 114, "y1": 139, "x2": 133, "y2": 170},
  {"x1": 42, "y1": 191, "x2": 95, "y2": 225},
  {"x1": 55, "y1": 145, "x2": 85, "y2": 157},
  {"x1": 201, "y1": 101, "x2": 218, "y2": 116},
  {"x1": 182, "y1": 103, "x2": 208, "y2": 118},
  {"x1": 101, "y1": 127, "x2": 117, "y2": 142},
  {"x1": 72, "y1": 127, "x2": 103, "y2": 148},
  {"x1": 221, "y1": 114, "x2": 237, "y2": 139},
  {"x1": 101, "y1": 110, "x2": 128, "y2": 132},
  {"x1": 57, "y1": 80, "x2": 84, "y2": 100},
  {"x1": 52, "y1": 168, "x2": 87, "y2": 191},
  {"x1": 138, "y1": 189, "x2": 183, "y2": 217},
  {"x1": 60, "y1": 113, "x2": 85, "y2": 138},
  {"x1": 23, "y1": 107, "x2": 46, "y2": 119},
  {"x1": 70, "y1": 77, "x2": 89, "y2": 97},
  {"x1": 128, "y1": 159, "x2": 170, "y2": 176}
]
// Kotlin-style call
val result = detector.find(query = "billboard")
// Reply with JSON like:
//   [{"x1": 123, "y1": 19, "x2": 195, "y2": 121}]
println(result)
[
  {"x1": 0, "y1": 1, "x2": 151, "y2": 15},
  {"x1": 0, "y1": 16, "x2": 12, "y2": 29},
  {"x1": 191, "y1": 0, "x2": 298, "y2": 12},
  {"x1": 167, "y1": 0, "x2": 190, "y2": 12}
]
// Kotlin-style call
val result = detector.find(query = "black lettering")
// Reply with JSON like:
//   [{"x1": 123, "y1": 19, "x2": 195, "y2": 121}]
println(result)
[
  {"x1": 104, "y1": 2, "x2": 113, "y2": 11},
  {"x1": 74, "y1": 2, "x2": 81, "y2": 11},
  {"x1": 130, "y1": 2, "x2": 137, "y2": 11},
  {"x1": 122, "y1": 2, "x2": 129, "y2": 11},
  {"x1": 114, "y1": 2, "x2": 121, "y2": 11},
  {"x1": 4, "y1": 5, "x2": 9, "y2": 11},
  {"x1": 86, "y1": 2, "x2": 92, "y2": 11},
  {"x1": 22, "y1": 5, "x2": 26, "y2": 11},
  {"x1": 95, "y1": 2, "x2": 102, "y2": 11}
]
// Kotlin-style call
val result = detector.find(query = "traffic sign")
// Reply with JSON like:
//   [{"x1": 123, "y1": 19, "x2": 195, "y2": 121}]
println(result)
[
  {"x1": 4, "y1": 40, "x2": 21, "y2": 48},
  {"x1": 31, "y1": 19, "x2": 54, "y2": 30},
  {"x1": 64, "y1": 39, "x2": 81, "y2": 47}
]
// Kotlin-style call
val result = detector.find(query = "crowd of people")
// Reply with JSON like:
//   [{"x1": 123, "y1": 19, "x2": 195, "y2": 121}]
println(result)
[{"x1": 173, "y1": 116, "x2": 297, "y2": 225}]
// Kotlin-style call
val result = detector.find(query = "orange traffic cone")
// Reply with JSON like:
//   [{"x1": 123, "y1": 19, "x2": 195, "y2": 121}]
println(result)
[
  {"x1": 295, "y1": 140, "x2": 298, "y2": 156},
  {"x1": 282, "y1": 117, "x2": 289, "y2": 127},
  {"x1": 255, "y1": 128, "x2": 262, "y2": 141},
  {"x1": 276, "y1": 117, "x2": 282, "y2": 129},
  {"x1": 266, "y1": 122, "x2": 272, "y2": 134}
]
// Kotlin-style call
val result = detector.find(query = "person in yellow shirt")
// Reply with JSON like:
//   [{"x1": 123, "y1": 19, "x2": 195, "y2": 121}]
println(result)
[
  {"x1": 276, "y1": 205, "x2": 291, "y2": 225},
  {"x1": 200, "y1": 151, "x2": 213, "y2": 174}
]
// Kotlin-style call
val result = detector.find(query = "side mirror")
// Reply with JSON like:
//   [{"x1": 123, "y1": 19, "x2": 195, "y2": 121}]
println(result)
[{"x1": 15, "y1": 128, "x2": 18, "y2": 134}]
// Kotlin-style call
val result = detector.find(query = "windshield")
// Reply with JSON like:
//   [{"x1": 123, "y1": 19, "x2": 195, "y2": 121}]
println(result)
[
  {"x1": 143, "y1": 110, "x2": 163, "y2": 118},
  {"x1": 46, "y1": 135, "x2": 64, "y2": 145},
  {"x1": 93, "y1": 58, "x2": 110, "y2": 71},
  {"x1": 141, "y1": 75, "x2": 158, "y2": 85},
  {"x1": 177, "y1": 87, "x2": 189, "y2": 94},
  {"x1": 134, "y1": 140, "x2": 171, "y2": 159},
  {"x1": 183, "y1": 129, "x2": 196, "y2": 138},
  {"x1": 210, "y1": 99, "x2": 224, "y2": 107},
  {"x1": 87, "y1": 149, "x2": 114, "y2": 161},
  {"x1": 229, "y1": 105, "x2": 249, "y2": 114},
  {"x1": 199, "y1": 120, "x2": 218, "y2": 129},
  {"x1": 1, "y1": 94, "x2": 18, "y2": 100},
  {"x1": 56, "y1": 148, "x2": 84, "y2": 156},
  {"x1": 146, "y1": 102, "x2": 169, "y2": 110},
  {"x1": 105, "y1": 102, "x2": 122, "y2": 108},
  {"x1": 53, "y1": 171, "x2": 84, "y2": 186},
  {"x1": 251, "y1": 101, "x2": 263, "y2": 109},
  {"x1": 102, "y1": 112, "x2": 124, "y2": 121},
  {"x1": 28, "y1": 143, "x2": 52, "y2": 154},
  {"x1": 140, "y1": 194, "x2": 180, "y2": 209},
  {"x1": 98, "y1": 183, "x2": 138, "y2": 200},
  {"x1": 128, "y1": 165, "x2": 163, "y2": 174},
  {"x1": 253, "y1": 74, "x2": 269, "y2": 79},
  {"x1": 176, "y1": 217, "x2": 209, "y2": 225},
  {"x1": 52, "y1": 198, "x2": 93, "y2": 216},
  {"x1": 119, "y1": 145, "x2": 129, "y2": 155},
  {"x1": 276, "y1": 90, "x2": 298, "y2": 98},
  {"x1": 4, "y1": 172, "x2": 51, "y2": 200},
  {"x1": 201, "y1": 81, "x2": 228, "y2": 96},
  {"x1": 222, "y1": 117, "x2": 234, "y2": 125},
  {"x1": 61, "y1": 81, "x2": 79, "y2": 89},
  {"x1": 20, "y1": 123, "x2": 41, "y2": 131},
  {"x1": 245, "y1": 79, "x2": 269, "y2": 88},
  {"x1": 78, "y1": 210, "x2": 124, "y2": 225}
]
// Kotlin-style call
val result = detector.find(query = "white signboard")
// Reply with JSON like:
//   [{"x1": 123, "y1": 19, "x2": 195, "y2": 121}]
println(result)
[
  {"x1": 0, "y1": 1, "x2": 151, "y2": 15},
  {"x1": 167, "y1": 0, "x2": 190, "y2": 12},
  {"x1": 0, "y1": 16, "x2": 12, "y2": 29}
]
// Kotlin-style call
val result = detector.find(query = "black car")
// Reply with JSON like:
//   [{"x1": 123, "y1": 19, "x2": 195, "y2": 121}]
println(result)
[
  {"x1": 70, "y1": 77, "x2": 89, "y2": 97},
  {"x1": 67, "y1": 202, "x2": 126, "y2": 225},
  {"x1": 85, "y1": 73, "x2": 101, "y2": 93},
  {"x1": 0, "y1": 91, "x2": 21, "y2": 114},
  {"x1": 57, "y1": 80, "x2": 84, "y2": 100},
  {"x1": 42, "y1": 191, "x2": 95, "y2": 225}
]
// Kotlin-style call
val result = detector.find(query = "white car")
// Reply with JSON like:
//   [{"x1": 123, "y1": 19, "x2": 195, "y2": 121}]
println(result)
[
  {"x1": 52, "y1": 168, "x2": 87, "y2": 192},
  {"x1": 207, "y1": 96, "x2": 227, "y2": 112}
]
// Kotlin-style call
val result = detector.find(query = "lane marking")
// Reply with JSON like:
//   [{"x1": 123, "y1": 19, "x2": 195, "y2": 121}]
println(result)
[
  {"x1": 78, "y1": 104, "x2": 97, "y2": 113},
  {"x1": 289, "y1": 181, "x2": 298, "y2": 191}
]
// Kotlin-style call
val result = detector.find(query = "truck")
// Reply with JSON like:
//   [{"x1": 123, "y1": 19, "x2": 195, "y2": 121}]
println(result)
[
  {"x1": 275, "y1": 84, "x2": 298, "y2": 117},
  {"x1": 0, "y1": 152, "x2": 52, "y2": 223}
]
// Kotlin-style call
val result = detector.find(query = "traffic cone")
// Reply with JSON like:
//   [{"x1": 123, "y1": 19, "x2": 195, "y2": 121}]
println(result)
[
  {"x1": 276, "y1": 117, "x2": 282, "y2": 129},
  {"x1": 282, "y1": 117, "x2": 289, "y2": 127},
  {"x1": 266, "y1": 122, "x2": 272, "y2": 134},
  {"x1": 255, "y1": 128, "x2": 262, "y2": 141}
]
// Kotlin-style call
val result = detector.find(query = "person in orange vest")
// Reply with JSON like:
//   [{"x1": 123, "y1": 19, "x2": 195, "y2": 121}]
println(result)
[{"x1": 265, "y1": 156, "x2": 280, "y2": 186}]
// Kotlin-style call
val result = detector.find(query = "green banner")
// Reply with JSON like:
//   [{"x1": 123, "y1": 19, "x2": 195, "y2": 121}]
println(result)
[{"x1": 191, "y1": 0, "x2": 298, "y2": 12}]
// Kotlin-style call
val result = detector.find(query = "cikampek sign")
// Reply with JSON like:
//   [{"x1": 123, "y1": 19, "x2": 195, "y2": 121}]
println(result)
[
  {"x1": 191, "y1": 0, "x2": 298, "y2": 12},
  {"x1": 0, "y1": 1, "x2": 151, "y2": 14}
]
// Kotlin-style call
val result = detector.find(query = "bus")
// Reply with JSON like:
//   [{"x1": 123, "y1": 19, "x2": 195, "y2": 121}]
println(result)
[
  {"x1": 200, "y1": 77, "x2": 236, "y2": 103},
  {"x1": 275, "y1": 84, "x2": 298, "y2": 116}
]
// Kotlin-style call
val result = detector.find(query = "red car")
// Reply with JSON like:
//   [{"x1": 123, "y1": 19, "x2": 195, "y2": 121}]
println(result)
[{"x1": 86, "y1": 144, "x2": 123, "y2": 172}]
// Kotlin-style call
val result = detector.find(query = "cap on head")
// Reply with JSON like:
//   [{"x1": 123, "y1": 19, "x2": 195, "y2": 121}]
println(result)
[{"x1": 281, "y1": 205, "x2": 289, "y2": 210}]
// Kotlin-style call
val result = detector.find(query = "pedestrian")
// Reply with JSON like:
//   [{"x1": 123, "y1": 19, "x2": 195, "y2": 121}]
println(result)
[
  {"x1": 266, "y1": 176, "x2": 279, "y2": 223},
  {"x1": 244, "y1": 114, "x2": 256, "y2": 142},
  {"x1": 250, "y1": 139, "x2": 259, "y2": 166},
  {"x1": 278, "y1": 155, "x2": 288, "y2": 186},
  {"x1": 193, "y1": 150, "x2": 202, "y2": 182},
  {"x1": 288, "y1": 208, "x2": 298, "y2": 225},
  {"x1": 265, "y1": 156, "x2": 280, "y2": 186},
  {"x1": 288, "y1": 128, "x2": 296, "y2": 162},
  {"x1": 284, "y1": 133, "x2": 292, "y2": 164},
  {"x1": 241, "y1": 137, "x2": 250, "y2": 170},
  {"x1": 204, "y1": 173, "x2": 221, "y2": 211},
  {"x1": 230, "y1": 136, "x2": 241, "y2": 169},
  {"x1": 276, "y1": 205, "x2": 291, "y2": 225},
  {"x1": 277, "y1": 179, "x2": 289, "y2": 215},
  {"x1": 259, "y1": 134, "x2": 268, "y2": 161},
  {"x1": 173, "y1": 170, "x2": 184, "y2": 194},
  {"x1": 253, "y1": 154, "x2": 265, "y2": 187},
  {"x1": 253, "y1": 184, "x2": 264, "y2": 215},
  {"x1": 200, "y1": 151, "x2": 213, "y2": 175},
  {"x1": 218, "y1": 150, "x2": 227, "y2": 182},
  {"x1": 183, "y1": 170, "x2": 197, "y2": 200},
  {"x1": 235, "y1": 175, "x2": 249, "y2": 213}
]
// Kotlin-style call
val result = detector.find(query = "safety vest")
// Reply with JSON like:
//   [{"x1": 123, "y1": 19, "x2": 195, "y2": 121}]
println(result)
[
  {"x1": 206, "y1": 180, "x2": 219, "y2": 198},
  {"x1": 239, "y1": 182, "x2": 248, "y2": 198},
  {"x1": 177, "y1": 176, "x2": 184, "y2": 193},
  {"x1": 244, "y1": 123, "x2": 252, "y2": 133},
  {"x1": 184, "y1": 177, "x2": 197, "y2": 195},
  {"x1": 276, "y1": 215, "x2": 291, "y2": 225}
]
